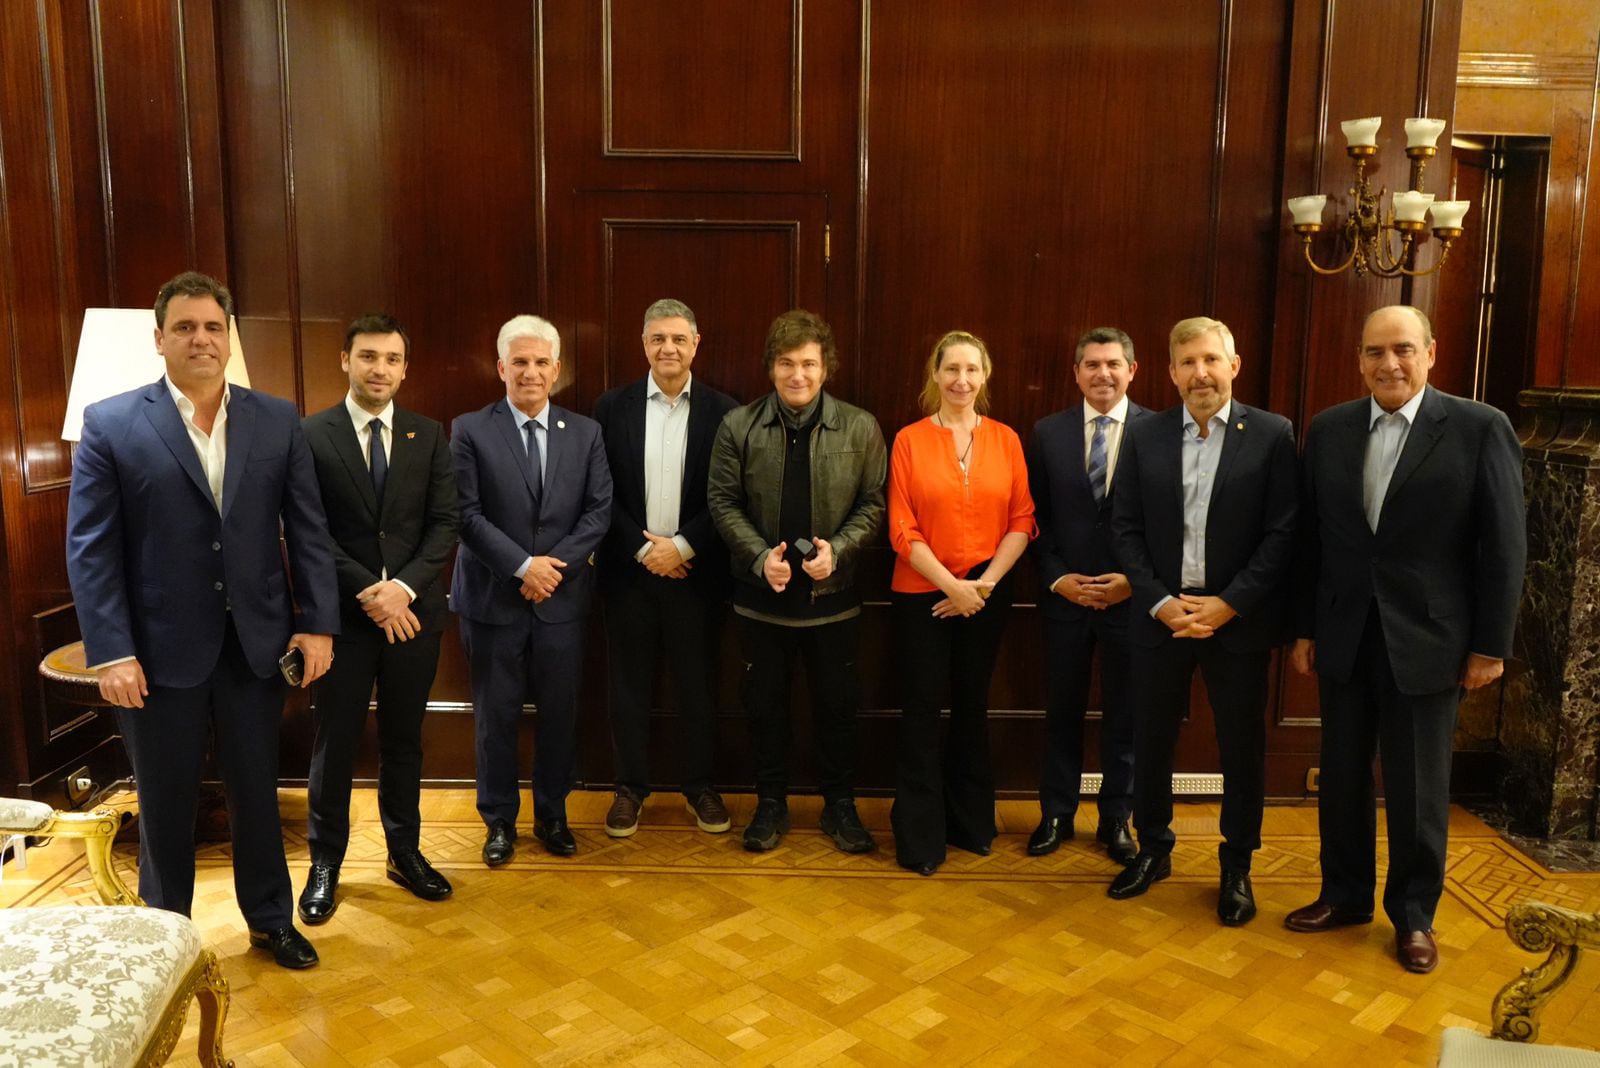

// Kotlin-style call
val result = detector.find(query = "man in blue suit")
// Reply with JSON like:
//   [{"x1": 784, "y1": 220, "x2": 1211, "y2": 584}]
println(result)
[
  {"x1": 1027, "y1": 327, "x2": 1147, "y2": 864},
  {"x1": 66, "y1": 271, "x2": 337, "y2": 969},
  {"x1": 1108, "y1": 316, "x2": 1297, "y2": 927},
  {"x1": 451, "y1": 315, "x2": 612, "y2": 862}
]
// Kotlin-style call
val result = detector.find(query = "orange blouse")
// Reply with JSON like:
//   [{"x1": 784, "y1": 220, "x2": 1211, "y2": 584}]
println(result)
[{"x1": 888, "y1": 416, "x2": 1037, "y2": 594}]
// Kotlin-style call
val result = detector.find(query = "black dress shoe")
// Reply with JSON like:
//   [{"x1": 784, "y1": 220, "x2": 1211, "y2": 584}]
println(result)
[
  {"x1": 1218, "y1": 869, "x2": 1257, "y2": 926},
  {"x1": 1027, "y1": 816, "x2": 1072, "y2": 857},
  {"x1": 248, "y1": 925, "x2": 319, "y2": 969},
  {"x1": 482, "y1": 820, "x2": 516, "y2": 867},
  {"x1": 534, "y1": 817, "x2": 577, "y2": 856},
  {"x1": 1107, "y1": 853, "x2": 1171, "y2": 899},
  {"x1": 387, "y1": 849, "x2": 453, "y2": 901},
  {"x1": 296, "y1": 862, "x2": 339, "y2": 926},
  {"x1": 1096, "y1": 820, "x2": 1138, "y2": 865},
  {"x1": 899, "y1": 860, "x2": 939, "y2": 876},
  {"x1": 947, "y1": 834, "x2": 992, "y2": 857}
]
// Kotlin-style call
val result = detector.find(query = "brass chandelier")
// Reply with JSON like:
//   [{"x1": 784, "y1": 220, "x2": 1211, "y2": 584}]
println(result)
[{"x1": 1287, "y1": 117, "x2": 1469, "y2": 279}]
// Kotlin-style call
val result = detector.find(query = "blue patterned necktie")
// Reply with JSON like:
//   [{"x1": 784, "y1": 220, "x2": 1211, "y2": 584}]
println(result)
[
  {"x1": 1087, "y1": 415, "x2": 1111, "y2": 503},
  {"x1": 368, "y1": 417, "x2": 387, "y2": 502}
]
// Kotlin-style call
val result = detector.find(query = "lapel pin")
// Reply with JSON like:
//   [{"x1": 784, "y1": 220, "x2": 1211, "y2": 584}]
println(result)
[
  {"x1": 405, "y1": 431, "x2": 415, "y2": 439},
  {"x1": 1236, "y1": 422, "x2": 1244, "y2": 431},
  {"x1": 557, "y1": 419, "x2": 566, "y2": 430}
]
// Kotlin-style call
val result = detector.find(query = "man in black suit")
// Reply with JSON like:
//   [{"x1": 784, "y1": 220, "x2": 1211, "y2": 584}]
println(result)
[
  {"x1": 1027, "y1": 326, "x2": 1146, "y2": 863},
  {"x1": 1108, "y1": 316, "x2": 1297, "y2": 926},
  {"x1": 298, "y1": 314, "x2": 460, "y2": 925},
  {"x1": 452, "y1": 315, "x2": 613, "y2": 861},
  {"x1": 1286, "y1": 305, "x2": 1525, "y2": 974},
  {"x1": 594, "y1": 300, "x2": 739, "y2": 838}
]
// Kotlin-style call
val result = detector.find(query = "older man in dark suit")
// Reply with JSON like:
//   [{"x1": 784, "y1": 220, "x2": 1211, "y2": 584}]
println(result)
[
  {"x1": 67, "y1": 271, "x2": 337, "y2": 969},
  {"x1": 298, "y1": 314, "x2": 459, "y2": 924},
  {"x1": 594, "y1": 299, "x2": 738, "y2": 838},
  {"x1": 451, "y1": 315, "x2": 612, "y2": 862},
  {"x1": 1108, "y1": 316, "x2": 1297, "y2": 926},
  {"x1": 1286, "y1": 305, "x2": 1525, "y2": 973},
  {"x1": 1027, "y1": 326, "x2": 1147, "y2": 863}
]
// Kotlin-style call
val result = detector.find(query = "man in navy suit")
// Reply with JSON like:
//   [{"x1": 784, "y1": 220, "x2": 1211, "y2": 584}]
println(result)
[
  {"x1": 66, "y1": 271, "x2": 337, "y2": 969},
  {"x1": 451, "y1": 315, "x2": 612, "y2": 861},
  {"x1": 1027, "y1": 327, "x2": 1146, "y2": 864},
  {"x1": 1108, "y1": 316, "x2": 1297, "y2": 926},
  {"x1": 593, "y1": 300, "x2": 738, "y2": 839},
  {"x1": 1286, "y1": 306, "x2": 1525, "y2": 974},
  {"x1": 298, "y1": 314, "x2": 459, "y2": 924}
]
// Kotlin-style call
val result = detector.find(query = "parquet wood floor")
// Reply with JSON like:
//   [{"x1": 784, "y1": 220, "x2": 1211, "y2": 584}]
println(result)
[{"x1": 6, "y1": 790, "x2": 1600, "y2": 1065}]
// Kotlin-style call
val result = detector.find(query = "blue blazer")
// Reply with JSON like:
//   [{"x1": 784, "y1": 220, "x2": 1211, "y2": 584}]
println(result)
[
  {"x1": 1028, "y1": 400, "x2": 1148, "y2": 622},
  {"x1": 66, "y1": 379, "x2": 340, "y2": 688},
  {"x1": 449, "y1": 399, "x2": 613, "y2": 625},
  {"x1": 1111, "y1": 401, "x2": 1298, "y2": 652}
]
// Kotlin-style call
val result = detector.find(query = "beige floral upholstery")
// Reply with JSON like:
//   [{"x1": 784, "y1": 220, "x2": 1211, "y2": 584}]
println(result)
[
  {"x1": 0, "y1": 797, "x2": 52, "y2": 831},
  {"x1": 0, "y1": 906, "x2": 201, "y2": 1067}
]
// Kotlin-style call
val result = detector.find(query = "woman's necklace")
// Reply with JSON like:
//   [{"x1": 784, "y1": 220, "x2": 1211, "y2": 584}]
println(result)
[{"x1": 935, "y1": 412, "x2": 978, "y2": 473}]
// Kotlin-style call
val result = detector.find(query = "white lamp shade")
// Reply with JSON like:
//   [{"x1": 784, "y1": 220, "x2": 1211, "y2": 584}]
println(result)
[
  {"x1": 61, "y1": 308, "x2": 251, "y2": 441},
  {"x1": 1429, "y1": 200, "x2": 1471, "y2": 229},
  {"x1": 1287, "y1": 195, "x2": 1328, "y2": 226},
  {"x1": 1340, "y1": 117, "x2": 1382, "y2": 147},
  {"x1": 1405, "y1": 117, "x2": 1447, "y2": 149},
  {"x1": 1392, "y1": 190, "x2": 1435, "y2": 223}
]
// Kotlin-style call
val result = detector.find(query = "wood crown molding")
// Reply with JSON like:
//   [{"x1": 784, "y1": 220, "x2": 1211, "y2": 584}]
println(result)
[{"x1": 1458, "y1": 51, "x2": 1597, "y2": 90}]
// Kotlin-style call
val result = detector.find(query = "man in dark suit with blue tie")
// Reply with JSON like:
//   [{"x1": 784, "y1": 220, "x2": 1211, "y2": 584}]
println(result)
[
  {"x1": 451, "y1": 315, "x2": 613, "y2": 861},
  {"x1": 1027, "y1": 327, "x2": 1147, "y2": 863},
  {"x1": 593, "y1": 299, "x2": 739, "y2": 839},
  {"x1": 1108, "y1": 316, "x2": 1297, "y2": 926},
  {"x1": 1286, "y1": 305, "x2": 1525, "y2": 973},
  {"x1": 298, "y1": 314, "x2": 459, "y2": 924},
  {"x1": 66, "y1": 271, "x2": 337, "y2": 968}
]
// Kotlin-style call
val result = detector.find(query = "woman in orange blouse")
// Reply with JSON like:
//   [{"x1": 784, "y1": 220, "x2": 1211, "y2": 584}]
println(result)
[{"x1": 888, "y1": 330, "x2": 1035, "y2": 875}]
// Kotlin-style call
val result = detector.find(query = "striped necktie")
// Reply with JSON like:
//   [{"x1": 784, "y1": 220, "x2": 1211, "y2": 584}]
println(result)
[{"x1": 1087, "y1": 415, "x2": 1111, "y2": 503}]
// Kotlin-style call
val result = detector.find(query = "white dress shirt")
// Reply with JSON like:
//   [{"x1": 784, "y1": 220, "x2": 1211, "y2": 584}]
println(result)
[
  {"x1": 1082, "y1": 393, "x2": 1131, "y2": 493},
  {"x1": 167, "y1": 376, "x2": 229, "y2": 513},
  {"x1": 637, "y1": 372, "x2": 696, "y2": 564},
  {"x1": 344, "y1": 393, "x2": 414, "y2": 601},
  {"x1": 1363, "y1": 388, "x2": 1425, "y2": 531}
]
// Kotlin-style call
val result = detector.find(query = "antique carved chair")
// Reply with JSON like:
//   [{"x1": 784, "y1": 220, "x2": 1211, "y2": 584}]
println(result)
[
  {"x1": 0, "y1": 798, "x2": 232, "y2": 1067},
  {"x1": 1438, "y1": 901, "x2": 1600, "y2": 1065}
]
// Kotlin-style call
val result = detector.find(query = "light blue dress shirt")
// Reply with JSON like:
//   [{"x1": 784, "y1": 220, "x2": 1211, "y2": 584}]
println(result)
[
  {"x1": 510, "y1": 402, "x2": 550, "y2": 580},
  {"x1": 1151, "y1": 400, "x2": 1231, "y2": 618}
]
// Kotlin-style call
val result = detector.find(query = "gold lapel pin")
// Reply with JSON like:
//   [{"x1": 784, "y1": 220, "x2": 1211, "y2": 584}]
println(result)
[
  {"x1": 405, "y1": 431, "x2": 416, "y2": 439},
  {"x1": 557, "y1": 419, "x2": 566, "y2": 429},
  {"x1": 1235, "y1": 422, "x2": 1244, "y2": 431}
]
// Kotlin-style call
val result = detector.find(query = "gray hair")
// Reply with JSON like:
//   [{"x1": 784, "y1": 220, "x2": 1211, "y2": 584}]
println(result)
[
  {"x1": 642, "y1": 299, "x2": 697, "y2": 334},
  {"x1": 1169, "y1": 316, "x2": 1236, "y2": 362},
  {"x1": 1074, "y1": 326, "x2": 1135, "y2": 366},
  {"x1": 1363, "y1": 304, "x2": 1434, "y2": 345},
  {"x1": 496, "y1": 315, "x2": 561, "y2": 363}
]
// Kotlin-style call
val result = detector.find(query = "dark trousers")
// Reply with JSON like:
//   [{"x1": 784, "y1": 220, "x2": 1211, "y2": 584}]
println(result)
[
  {"x1": 461, "y1": 612, "x2": 583, "y2": 825},
  {"x1": 889, "y1": 584, "x2": 1012, "y2": 866},
  {"x1": 1132, "y1": 635, "x2": 1268, "y2": 872},
  {"x1": 118, "y1": 619, "x2": 292, "y2": 929},
  {"x1": 1039, "y1": 606, "x2": 1135, "y2": 826},
  {"x1": 604, "y1": 574, "x2": 723, "y2": 798},
  {"x1": 1317, "y1": 604, "x2": 1458, "y2": 931},
  {"x1": 739, "y1": 614, "x2": 860, "y2": 803},
  {"x1": 306, "y1": 627, "x2": 441, "y2": 865}
]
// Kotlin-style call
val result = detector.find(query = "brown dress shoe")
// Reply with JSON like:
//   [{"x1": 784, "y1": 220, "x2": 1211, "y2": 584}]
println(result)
[
  {"x1": 605, "y1": 789, "x2": 642, "y2": 838},
  {"x1": 686, "y1": 790, "x2": 732, "y2": 833},
  {"x1": 1396, "y1": 929, "x2": 1438, "y2": 973},
  {"x1": 1284, "y1": 900, "x2": 1374, "y2": 933}
]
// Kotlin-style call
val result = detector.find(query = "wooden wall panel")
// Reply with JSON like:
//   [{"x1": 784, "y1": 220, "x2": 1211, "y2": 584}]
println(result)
[{"x1": 603, "y1": 0, "x2": 800, "y2": 159}]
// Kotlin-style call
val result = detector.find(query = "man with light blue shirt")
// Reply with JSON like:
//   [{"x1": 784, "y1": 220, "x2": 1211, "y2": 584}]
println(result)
[
  {"x1": 451, "y1": 315, "x2": 613, "y2": 862},
  {"x1": 1107, "y1": 316, "x2": 1297, "y2": 926},
  {"x1": 594, "y1": 300, "x2": 738, "y2": 839},
  {"x1": 1285, "y1": 305, "x2": 1524, "y2": 974}
]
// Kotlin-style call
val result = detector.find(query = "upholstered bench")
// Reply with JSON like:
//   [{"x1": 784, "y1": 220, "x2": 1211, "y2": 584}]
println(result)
[
  {"x1": 0, "y1": 799, "x2": 232, "y2": 1066},
  {"x1": 0, "y1": 905, "x2": 230, "y2": 1066}
]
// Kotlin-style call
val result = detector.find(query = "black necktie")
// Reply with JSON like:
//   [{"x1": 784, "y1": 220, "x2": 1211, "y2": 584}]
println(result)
[
  {"x1": 368, "y1": 417, "x2": 387, "y2": 501},
  {"x1": 524, "y1": 422, "x2": 542, "y2": 504}
]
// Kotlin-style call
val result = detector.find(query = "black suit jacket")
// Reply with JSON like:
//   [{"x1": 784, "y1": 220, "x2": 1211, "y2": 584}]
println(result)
[
  {"x1": 1294, "y1": 385, "x2": 1526, "y2": 694},
  {"x1": 1112, "y1": 400, "x2": 1298, "y2": 651},
  {"x1": 1029, "y1": 400, "x2": 1149, "y2": 622},
  {"x1": 303, "y1": 402, "x2": 460, "y2": 634},
  {"x1": 593, "y1": 375, "x2": 739, "y2": 593}
]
